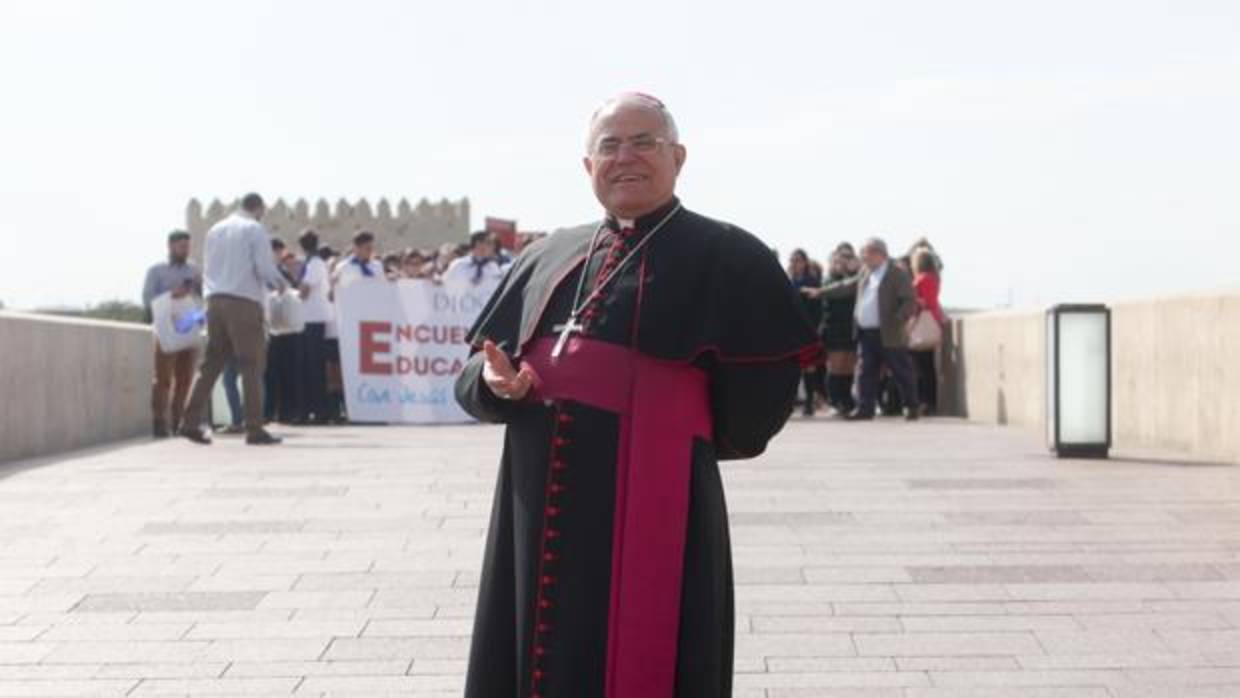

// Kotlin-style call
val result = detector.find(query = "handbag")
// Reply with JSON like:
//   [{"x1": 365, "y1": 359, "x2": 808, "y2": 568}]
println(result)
[
  {"x1": 151, "y1": 291, "x2": 204, "y2": 354},
  {"x1": 907, "y1": 309, "x2": 943, "y2": 351}
]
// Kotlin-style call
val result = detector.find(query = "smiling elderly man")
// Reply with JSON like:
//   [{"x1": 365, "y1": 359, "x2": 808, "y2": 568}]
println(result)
[{"x1": 455, "y1": 94, "x2": 818, "y2": 698}]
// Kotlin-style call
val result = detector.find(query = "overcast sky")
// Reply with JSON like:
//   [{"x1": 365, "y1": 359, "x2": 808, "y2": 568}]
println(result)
[{"x1": 1, "y1": 0, "x2": 1237, "y2": 311}]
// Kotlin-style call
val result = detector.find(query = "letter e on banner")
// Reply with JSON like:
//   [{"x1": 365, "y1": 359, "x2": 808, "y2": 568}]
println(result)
[{"x1": 360, "y1": 321, "x2": 393, "y2": 375}]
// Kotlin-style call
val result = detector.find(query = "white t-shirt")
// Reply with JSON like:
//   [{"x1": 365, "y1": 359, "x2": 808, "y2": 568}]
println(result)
[
  {"x1": 442, "y1": 255, "x2": 505, "y2": 286},
  {"x1": 300, "y1": 256, "x2": 332, "y2": 323},
  {"x1": 332, "y1": 255, "x2": 385, "y2": 290}
]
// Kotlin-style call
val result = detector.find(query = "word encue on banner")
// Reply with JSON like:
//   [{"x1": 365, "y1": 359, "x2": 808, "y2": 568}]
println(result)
[{"x1": 336, "y1": 277, "x2": 500, "y2": 424}]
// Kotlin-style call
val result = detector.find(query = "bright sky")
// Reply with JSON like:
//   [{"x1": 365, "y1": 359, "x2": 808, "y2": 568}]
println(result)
[{"x1": 1, "y1": 1, "x2": 1237, "y2": 311}]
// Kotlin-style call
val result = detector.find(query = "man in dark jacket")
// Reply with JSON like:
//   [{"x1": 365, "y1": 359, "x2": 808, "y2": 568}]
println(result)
[{"x1": 807, "y1": 237, "x2": 919, "y2": 420}]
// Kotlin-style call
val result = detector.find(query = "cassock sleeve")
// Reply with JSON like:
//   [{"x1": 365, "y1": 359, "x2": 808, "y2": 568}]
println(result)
[{"x1": 708, "y1": 357, "x2": 801, "y2": 460}]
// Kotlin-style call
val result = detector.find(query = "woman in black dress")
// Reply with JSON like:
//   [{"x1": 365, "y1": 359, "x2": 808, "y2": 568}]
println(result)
[
  {"x1": 819, "y1": 245, "x2": 861, "y2": 415},
  {"x1": 787, "y1": 248, "x2": 824, "y2": 416}
]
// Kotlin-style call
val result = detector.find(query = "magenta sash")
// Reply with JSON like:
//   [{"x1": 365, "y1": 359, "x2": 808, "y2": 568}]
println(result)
[{"x1": 521, "y1": 335, "x2": 712, "y2": 698}]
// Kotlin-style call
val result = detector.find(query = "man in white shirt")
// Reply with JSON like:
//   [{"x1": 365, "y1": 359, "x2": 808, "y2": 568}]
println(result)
[
  {"x1": 297, "y1": 229, "x2": 332, "y2": 423},
  {"x1": 804, "y1": 236, "x2": 919, "y2": 421},
  {"x1": 441, "y1": 232, "x2": 505, "y2": 286},
  {"x1": 180, "y1": 193, "x2": 287, "y2": 445}
]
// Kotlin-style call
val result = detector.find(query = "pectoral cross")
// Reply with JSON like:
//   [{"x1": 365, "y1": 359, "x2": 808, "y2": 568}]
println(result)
[{"x1": 551, "y1": 315, "x2": 585, "y2": 360}]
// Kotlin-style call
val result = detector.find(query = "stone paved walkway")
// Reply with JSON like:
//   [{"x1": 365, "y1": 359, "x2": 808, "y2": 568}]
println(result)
[{"x1": 0, "y1": 417, "x2": 1238, "y2": 697}]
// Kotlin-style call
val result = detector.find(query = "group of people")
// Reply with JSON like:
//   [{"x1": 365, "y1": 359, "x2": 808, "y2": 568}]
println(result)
[
  {"x1": 142, "y1": 198, "x2": 522, "y2": 442},
  {"x1": 791, "y1": 236, "x2": 946, "y2": 421}
]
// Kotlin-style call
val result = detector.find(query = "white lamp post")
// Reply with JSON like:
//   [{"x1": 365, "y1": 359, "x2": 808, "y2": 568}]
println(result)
[{"x1": 1046, "y1": 304, "x2": 1111, "y2": 458}]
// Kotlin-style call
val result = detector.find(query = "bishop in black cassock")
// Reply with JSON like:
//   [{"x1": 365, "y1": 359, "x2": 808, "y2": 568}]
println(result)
[{"x1": 455, "y1": 94, "x2": 817, "y2": 698}]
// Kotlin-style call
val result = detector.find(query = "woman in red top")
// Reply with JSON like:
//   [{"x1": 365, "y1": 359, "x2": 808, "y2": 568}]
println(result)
[{"x1": 911, "y1": 248, "x2": 945, "y2": 415}]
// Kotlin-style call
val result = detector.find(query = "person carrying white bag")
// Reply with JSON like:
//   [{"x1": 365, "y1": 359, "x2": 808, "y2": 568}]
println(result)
[{"x1": 141, "y1": 230, "x2": 202, "y2": 438}]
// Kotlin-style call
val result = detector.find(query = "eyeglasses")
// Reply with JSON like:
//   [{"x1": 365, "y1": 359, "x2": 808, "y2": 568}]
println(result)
[{"x1": 591, "y1": 133, "x2": 671, "y2": 158}]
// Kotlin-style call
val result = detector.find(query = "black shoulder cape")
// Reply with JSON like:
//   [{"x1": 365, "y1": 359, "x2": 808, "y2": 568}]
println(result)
[{"x1": 465, "y1": 203, "x2": 818, "y2": 364}]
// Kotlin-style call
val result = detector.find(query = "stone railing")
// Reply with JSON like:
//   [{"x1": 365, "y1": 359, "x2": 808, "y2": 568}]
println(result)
[
  {"x1": 941, "y1": 289, "x2": 1240, "y2": 464},
  {"x1": 0, "y1": 311, "x2": 153, "y2": 463}
]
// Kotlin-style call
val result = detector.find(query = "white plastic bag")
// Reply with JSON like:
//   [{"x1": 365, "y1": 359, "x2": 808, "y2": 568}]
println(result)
[
  {"x1": 151, "y1": 291, "x2": 204, "y2": 354},
  {"x1": 267, "y1": 289, "x2": 306, "y2": 335}
]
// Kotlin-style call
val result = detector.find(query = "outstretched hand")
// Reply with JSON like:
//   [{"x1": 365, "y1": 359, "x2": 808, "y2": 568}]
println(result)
[{"x1": 482, "y1": 340, "x2": 537, "y2": 401}]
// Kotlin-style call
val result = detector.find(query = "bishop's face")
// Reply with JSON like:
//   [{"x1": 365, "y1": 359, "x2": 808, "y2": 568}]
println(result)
[{"x1": 583, "y1": 104, "x2": 686, "y2": 220}]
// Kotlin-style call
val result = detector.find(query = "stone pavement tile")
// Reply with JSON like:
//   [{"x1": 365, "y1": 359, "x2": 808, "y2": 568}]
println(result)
[
  {"x1": 945, "y1": 511, "x2": 1090, "y2": 526},
  {"x1": 926, "y1": 669, "x2": 1128, "y2": 687},
  {"x1": 766, "y1": 690, "x2": 905, "y2": 698},
  {"x1": 0, "y1": 679, "x2": 136, "y2": 696},
  {"x1": 0, "y1": 593, "x2": 87, "y2": 614},
  {"x1": 893, "y1": 584, "x2": 1013, "y2": 602},
  {"x1": 1082, "y1": 564, "x2": 1226, "y2": 582},
  {"x1": 256, "y1": 591, "x2": 374, "y2": 610},
  {"x1": 322, "y1": 637, "x2": 471, "y2": 661},
  {"x1": 199, "y1": 486, "x2": 349, "y2": 499},
  {"x1": 1074, "y1": 612, "x2": 1232, "y2": 631},
  {"x1": 1157, "y1": 629, "x2": 1240, "y2": 653},
  {"x1": 765, "y1": 656, "x2": 896, "y2": 672},
  {"x1": 1123, "y1": 667, "x2": 1240, "y2": 684},
  {"x1": 359, "y1": 618, "x2": 474, "y2": 637},
  {"x1": 1170, "y1": 582, "x2": 1240, "y2": 599},
  {"x1": 735, "y1": 633, "x2": 857, "y2": 658},
  {"x1": 0, "y1": 624, "x2": 47, "y2": 641},
  {"x1": 131, "y1": 610, "x2": 294, "y2": 625},
  {"x1": 71, "y1": 591, "x2": 267, "y2": 613},
  {"x1": 1017, "y1": 653, "x2": 1211, "y2": 670},
  {"x1": 896, "y1": 656, "x2": 1021, "y2": 670},
  {"x1": 854, "y1": 632, "x2": 1043, "y2": 657},
  {"x1": 184, "y1": 620, "x2": 365, "y2": 640},
  {"x1": 905, "y1": 478, "x2": 1057, "y2": 490},
  {"x1": 753, "y1": 616, "x2": 902, "y2": 633},
  {"x1": 222, "y1": 660, "x2": 410, "y2": 677},
  {"x1": 733, "y1": 671, "x2": 931, "y2": 689},
  {"x1": 0, "y1": 663, "x2": 101, "y2": 679},
  {"x1": 127, "y1": 677, "x2": 300, "y2": 696},
  {"x1": 735, "y1": 565, "x2": 806, "y2": 584},
  {"x1": 32, "y1": 576, "x2": 199, "y2": 595},
  {"x1": 804, "y1": 567, "x2": 914, "y2": 584},
  {"x1": 907, "y1": 689, "x2": 1112, "y2": 698},
  {"x1": 139, "y1": 520, "x2": 305, "y2": 535},
  {"x1": 0, "y1": 642, "x2": 52, "y2": 664},
  {"x1": 197, "y1": 638, "x2": 330, "y2": 663},
  {"x1": 737, "y1": 584, "x2": 898, "y2": 603},
  {"x1": 369, "y1": 588, "x2": 474, "y2": 608},
  {"x1": 293, "y1": 571, "x2": 457, "y2": 591},
  {"x1": 1034, "y1": 629, "x2": 1173, "y2": 655},
  {"x1": 37, "y1": 622, "x2": 192, "y2": 642},
  {"x1": 907, "y1": 566, "x2": 1093, "y2": 584},
  {"x1": 407, "y1": 658, "x2": 467, "y2": 674},
  {"x1": 1111, "y1": 688, "x2": 1240, "y2": 698},
  {"x1": 899, "y1": 615, "x2": 1080, "y2": 632},
  {"x1": 293, "y1": 608, "x2": 436, "y2": 623},
  {"x1": 835, "y1": 602, "x2": 1010, "y2": 617},
  {"x1": 41, "y1": 641, "x2": 208, "y2": 664},
  {"x1": 296, "y1": 674, "x2": 462, "y2": 693},
  {"x1": 94, "y1": 663, "x2": 228, "y2": 679},
  {"x1": 1003, "y1": 583, "x2": 1177, "y2": 601},
  {"x1": 186, "y1": 575, "x2": 299, "y2": 592}
]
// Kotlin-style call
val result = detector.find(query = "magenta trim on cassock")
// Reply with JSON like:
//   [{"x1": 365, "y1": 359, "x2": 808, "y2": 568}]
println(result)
[{"x1": 522, "y1": 335, "x2": 712, "y2": 698}]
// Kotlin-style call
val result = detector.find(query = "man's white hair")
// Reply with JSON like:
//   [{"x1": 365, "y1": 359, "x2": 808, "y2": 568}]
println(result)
[
  {"x1": 585, "y1": 92, "x2": 679, "y2": 153},
  {"x1": 861, "y1": 237, "x2": 889, "y2": 258}
]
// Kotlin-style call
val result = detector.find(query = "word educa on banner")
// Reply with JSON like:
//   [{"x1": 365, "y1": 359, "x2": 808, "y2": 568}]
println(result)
[{"x1": 336, "y1": 276, "x2": 501, "y2": 424}]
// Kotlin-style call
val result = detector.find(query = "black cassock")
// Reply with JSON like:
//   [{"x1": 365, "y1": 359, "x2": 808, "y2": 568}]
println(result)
[{"x1": 455, "y1": 198, "x2": 817, "y2": 698}]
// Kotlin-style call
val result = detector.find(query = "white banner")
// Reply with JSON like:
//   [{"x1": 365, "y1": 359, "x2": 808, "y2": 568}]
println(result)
[{"x1": 336, "y1": 277, "x2": 500, "y2": 423}]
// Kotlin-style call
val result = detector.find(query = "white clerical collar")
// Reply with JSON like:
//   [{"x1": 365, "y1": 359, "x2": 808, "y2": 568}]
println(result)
[{"x1": 617, "y1": 218, "x2": 635, "y2": 229}]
